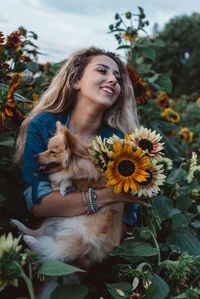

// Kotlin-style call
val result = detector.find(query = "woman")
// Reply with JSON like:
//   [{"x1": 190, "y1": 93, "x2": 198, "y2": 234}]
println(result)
[{"x1": 15, "y1": 47, "x2": 144, "y2": 268}]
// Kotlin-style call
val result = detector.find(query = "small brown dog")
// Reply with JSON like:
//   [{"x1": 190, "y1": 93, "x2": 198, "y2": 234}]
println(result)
[{"x1": 12, "y1": 121, "x2": 124, "y2": 264}]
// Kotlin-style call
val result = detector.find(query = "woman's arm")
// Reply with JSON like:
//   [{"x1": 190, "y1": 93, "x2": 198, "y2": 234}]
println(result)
[{"x1": 32, "y1": 185, "x2": 149, "y2": 218}]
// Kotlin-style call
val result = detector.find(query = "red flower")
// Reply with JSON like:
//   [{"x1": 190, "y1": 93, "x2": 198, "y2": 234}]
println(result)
[
  {"x1": 6, "y1": 30, "x2": 22, "y2": 49},
  {"x1": 0, "y1": 31, "x2": 5, "y2": 45},
  {"x1": 126, "y1": 65, "x2": 148, "y2": 105},
  {"x1": 0, "y1": 74, "x2": 26, "y2": 128}
]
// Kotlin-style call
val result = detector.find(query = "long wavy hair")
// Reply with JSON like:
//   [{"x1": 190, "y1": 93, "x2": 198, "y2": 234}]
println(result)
[{"x1": 15, "y1": 47, "x2": 140, "y2": 163}]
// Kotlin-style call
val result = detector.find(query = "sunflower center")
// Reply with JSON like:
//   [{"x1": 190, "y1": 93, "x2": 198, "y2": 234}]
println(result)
[
  {"x1": 168, "y1": 112, "x2": 178, "y2": 120},
  {"x1": 139, "y1": 170, "x2": 152, "y2": 185},
  {"x1": 118, "y1": 160, "x2": 135, "y2": 177},
  {"x1": 11, "y1": 36, "x2": 19, "y2": 43},
  {"x1": 139, "y1": 139, "x2": 153, "y2": 153},
  {"x1": 134, "y1": 82, "x2": 144, "y2": 97}
]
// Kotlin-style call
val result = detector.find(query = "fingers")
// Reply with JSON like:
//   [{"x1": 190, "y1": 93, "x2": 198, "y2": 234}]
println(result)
[{"x1": 133, "y1": 200, "x2": 152, "y2": 208}]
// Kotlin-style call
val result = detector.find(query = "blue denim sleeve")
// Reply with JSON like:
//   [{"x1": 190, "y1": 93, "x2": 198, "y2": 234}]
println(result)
[
  {"x1": 122, "y1": 203, "x2": 138, "y2": 226},
  {"x1": 22, "y1": 119, "x2": 54, "y2": 211}
]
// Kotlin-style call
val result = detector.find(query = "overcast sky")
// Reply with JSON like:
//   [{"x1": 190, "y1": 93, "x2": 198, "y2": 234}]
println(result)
[{"x1": 1, "y1": 0, "x2": 200, "y2": 63}]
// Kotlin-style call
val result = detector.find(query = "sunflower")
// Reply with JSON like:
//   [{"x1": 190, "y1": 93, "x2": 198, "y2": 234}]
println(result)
[
  {"x1": 0, "y1": 233, "x2": 22, "y2": 291},
  {"x1": 188, "y1": 152, "x2": 198, "y2": 183},
  {"x1": 89, "y1": 136, "x2": 112, "y2": 171},
  {"x1": 155, "y1": 156, "x2": 173, "y2": 172},
  {"x1": 43, "y1": 62, "x2": 51, "y2": 71},
  {"x1": 32, "y1": 93, "x2": 39, "y2": 101},
  {"x1": 123, "y1": 32, "x2": 135, "y2": 42},
  {"x1": 178, "y1": 127, "x2": 193, "y2": 143},
  {"x1": 134, "y1": 163, "x2": 166, "y2": 198},
  {"x1": 105, "y1": 142, "x2": 152, "y2": 193},
  {"x1": 0, "y1": 31, "x2": 5, "y2": 45},
  {"x1": 157, "y1": 91, "x2": 169, "y2": 108},
  {"x1": 6, "y1": 30, "x2": 22, "y2": 49},
  {"x1": 0, "y1": 233, "x2": 22, "y2": 257},
  {"x1": 125, "y1": 127, "x2": 164, "y2": 159},
  {"x1": 161, "y1": 107, "x2": 180, "y2": 123},
  {"x1": 0, "y1": 74, "x2": 26, "y2": 127},
  {"x1": 126, "y1": 65, "x2": 148, "y2": 105}
]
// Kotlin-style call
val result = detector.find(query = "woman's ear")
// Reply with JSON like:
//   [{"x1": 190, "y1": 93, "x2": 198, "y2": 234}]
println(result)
[{"x1": 73, "y1": 82, "x2": 80, "y2": 90}]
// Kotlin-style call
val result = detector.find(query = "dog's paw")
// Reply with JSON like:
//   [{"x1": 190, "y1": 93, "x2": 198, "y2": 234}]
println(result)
[
  {"x1": 10, "y1": 219, "x2": 25, "y2": 231},
  {"x1": 60, "y1": 185, "x2": 76, "y2": 196},
  {"x1": 23, "y1": 235, "x2": 37, "y2": 248},
  {"x1": 10, "y1": 219, "x2": 18, "y2": 227}
]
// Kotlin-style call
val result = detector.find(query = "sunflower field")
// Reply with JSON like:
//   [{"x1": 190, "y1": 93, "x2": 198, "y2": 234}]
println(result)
[{"x1": 0, "y1": 7, "x2": 200, "y2": 299}]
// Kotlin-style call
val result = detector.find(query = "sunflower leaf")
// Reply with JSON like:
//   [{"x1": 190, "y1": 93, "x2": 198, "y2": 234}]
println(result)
[
  {"x1": 165, "y1": 168, "x2": 187, "y2": 184},
  {"x1": 51, "y1": 284, "x2": 88, "y2": 299},
  {"x1": 38, "y1": 260, "x2": 85, "y2": 276},
  {"x1": 166, "y1": 228, "x2": 200, "y2": 256},
  {"x1": 110, "y1": 240, "x2": 158, "y2": 257},
  {"x1": 153, "y1": 195, "x2": 179, "y2": 220},
  {"x1": 145, "y1": 274, "x2": 169, "y2": 299}
]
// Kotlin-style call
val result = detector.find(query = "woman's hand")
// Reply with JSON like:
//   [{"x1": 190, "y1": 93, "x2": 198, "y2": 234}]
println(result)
[{"x1": 95, "y1": 186, "x2": 152, "y2": 209}]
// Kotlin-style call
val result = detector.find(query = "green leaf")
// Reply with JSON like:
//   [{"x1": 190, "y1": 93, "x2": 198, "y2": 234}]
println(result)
[
  {"x1": 110, "y1": 240, "x2": 158, "y2": 257},
  {"x1": 26, "y1": 61, "x2": 40, "y2": 73},
  {"x1": 165, "y1": 168, "x2": 187, "y2": 184},
  {"x1": 116, "y1": 45, "x2": 130, "y2": 50},
  {"x1": 153, "y1": 39, "x2": 165, "y2": 47},
  {"x1": 51, "y1": 284, "x2": 88, "y2": 299},
  {"x1": 147, "y1": 73, "x2": 160, "y2": 83},
  {"x1": 141, "y1": 46, "x2": 156, "y2": 61},
  {"x1": 137, "y1": 63, "x2": 152, "y2": 75},
  {"x1": 158, "y1": 75, "x2": 172, "y2": 93},
  {"x1": 39, "y1": 260, "x2": 85, "y2": 276},
  {"x1": 146, "y1": 274, "x2": 169, "y2": 299},
  {"x1": 166, "y1": 228, "x2": 200, "y2": 256},
  {"x1": 106, "y1": 282, "x2": 132, "y2": 299},
  {"x1": 175, "y1": 186, "x2": 192, "y2": 211},
  {"x1": 0, "y1": 136, "x2": 15, "y2": 148},
  {"x1": 13, "y1": 61, "x2": 27, "y2": 72},
  {"x1": 153, "y1": 196, "x2": 176, "y2": 220},
  {"x1": 191, "y1": 220, "x2": 200, "y2": 229},
  {"x1": 172, "y1": 213, "x2": 191, "y2": 230}
]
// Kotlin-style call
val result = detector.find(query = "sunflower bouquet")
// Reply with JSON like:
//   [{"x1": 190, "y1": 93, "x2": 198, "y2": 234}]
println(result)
[{"x1": 89, "y1": 126, "x2": 172, "y2": 198}]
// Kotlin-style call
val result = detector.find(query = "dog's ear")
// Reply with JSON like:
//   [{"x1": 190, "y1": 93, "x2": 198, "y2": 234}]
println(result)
[
  {"x1": 64, "y1": 129, "x2": 88, "y2": 158},
  {"x1": 56, "y1": 121, "x2": 65, "y2": 134}
]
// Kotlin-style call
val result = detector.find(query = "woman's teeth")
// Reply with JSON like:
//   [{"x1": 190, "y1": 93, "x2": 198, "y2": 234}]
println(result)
[{"x1": 102, "y1": 87, "x2": 113, "y2": 95}]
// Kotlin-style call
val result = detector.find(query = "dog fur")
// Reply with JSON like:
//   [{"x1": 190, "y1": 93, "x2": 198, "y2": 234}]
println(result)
[{"x1": 12, "y1": 121, "x2": 124, "y2": 264}]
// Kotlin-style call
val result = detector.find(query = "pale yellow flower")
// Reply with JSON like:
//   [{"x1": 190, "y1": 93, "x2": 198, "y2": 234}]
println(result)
[{"x1": 0, "y1": 233, "x2": 22, "y2": 258}]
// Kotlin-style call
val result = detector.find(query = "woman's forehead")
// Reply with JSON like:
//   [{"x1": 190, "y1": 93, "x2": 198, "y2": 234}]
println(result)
[{"x1": 87, "y1": 55, "x2": 119, "y2": 72}]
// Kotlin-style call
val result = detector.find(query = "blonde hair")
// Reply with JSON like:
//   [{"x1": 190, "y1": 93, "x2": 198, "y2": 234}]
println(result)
[{"x1": 15, "y1": 47, "x2": 139, "y2": 163}]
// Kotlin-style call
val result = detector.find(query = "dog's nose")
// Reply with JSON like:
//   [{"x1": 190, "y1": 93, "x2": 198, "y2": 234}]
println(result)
[{"x1": 34, "y1": 154, "x2": 39, "y2": 161}]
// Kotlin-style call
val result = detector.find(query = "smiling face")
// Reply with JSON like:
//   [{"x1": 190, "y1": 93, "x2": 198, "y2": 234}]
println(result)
[{"x1": 76, "y1": 55, "x2": 121, "y2": 110}]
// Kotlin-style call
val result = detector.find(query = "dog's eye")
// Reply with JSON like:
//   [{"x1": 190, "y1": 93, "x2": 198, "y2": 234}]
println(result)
[{"x1": 50, "y1": 150, "x2": 56, "y2": 154}]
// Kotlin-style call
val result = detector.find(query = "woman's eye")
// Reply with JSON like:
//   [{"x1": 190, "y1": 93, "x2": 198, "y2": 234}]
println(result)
[{"x1": 98, "y1": 68, "x2": 106, "y2": 74}]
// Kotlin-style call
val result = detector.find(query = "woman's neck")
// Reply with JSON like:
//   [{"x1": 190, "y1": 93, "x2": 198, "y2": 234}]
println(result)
[{"x1": 68, "y1": 103, "x2": 103, "y2": 139}]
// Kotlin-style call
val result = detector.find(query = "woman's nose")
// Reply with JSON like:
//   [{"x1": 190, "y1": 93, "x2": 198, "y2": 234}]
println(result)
[{"x1": 107, "y1": 73, "x2": 117, "y2": 84}]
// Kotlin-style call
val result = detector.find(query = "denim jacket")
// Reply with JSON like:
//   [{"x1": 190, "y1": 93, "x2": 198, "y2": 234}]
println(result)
[{"x1": 22, "y1": 112, "x2": 137, "y2": 225}]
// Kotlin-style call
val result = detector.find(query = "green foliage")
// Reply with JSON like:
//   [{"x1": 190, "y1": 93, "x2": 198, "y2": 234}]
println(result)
[
  {"x1": 39, "y1": 260, "x2": 85, "y2": 276},
  {"x1": 152, "y1": 13, "x2": 200, "y2": 96},
  {"x1": 1, "y1": 6, "x2": 200, "y2": 299}
]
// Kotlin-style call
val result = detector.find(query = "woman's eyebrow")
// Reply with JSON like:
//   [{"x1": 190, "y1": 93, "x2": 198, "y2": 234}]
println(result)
[{"x1": 96, "y1": 64, "x2": 120, "y2": 75}]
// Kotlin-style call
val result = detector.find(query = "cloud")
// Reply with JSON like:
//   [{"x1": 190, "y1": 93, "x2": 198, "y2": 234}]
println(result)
[{"x1": 0, "y1": 14, "x2": 8, "y2": 24}]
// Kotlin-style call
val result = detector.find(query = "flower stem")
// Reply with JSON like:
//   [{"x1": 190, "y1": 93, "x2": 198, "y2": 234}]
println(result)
[
  {"x1": 149, "y1": 230, "x2": 161, "y2": 266},
  {"x1": 20, "y1": 269, "x2": 35, "y2": 299}
]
